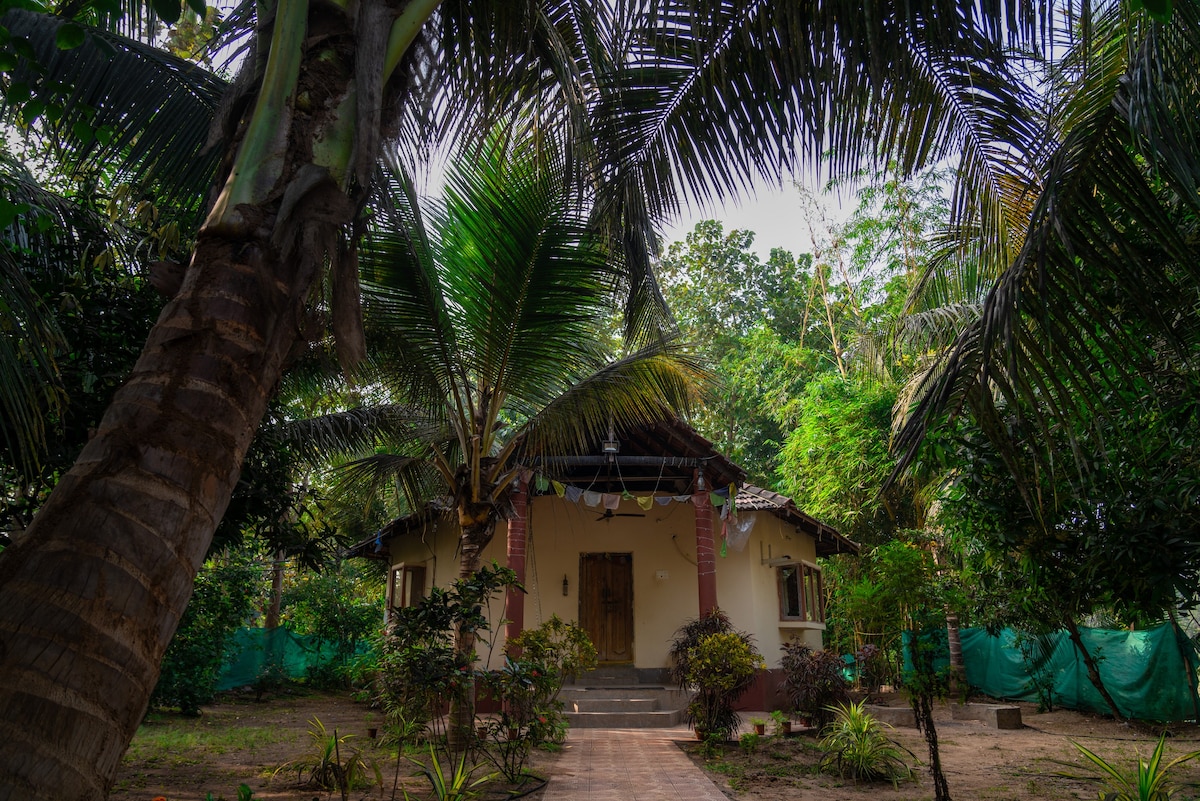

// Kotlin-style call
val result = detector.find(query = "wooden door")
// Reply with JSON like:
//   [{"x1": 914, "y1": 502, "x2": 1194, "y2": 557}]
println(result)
[{"x1": 580, "y1": 553, "x2": 634, "y2": 662}]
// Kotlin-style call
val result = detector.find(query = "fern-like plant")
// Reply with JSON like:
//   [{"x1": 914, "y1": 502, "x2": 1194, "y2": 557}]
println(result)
[
  {"x1": 1065, "y1": 735, "x2": 1200, "y2": 801},
  {"x1": 271, "y1": 716, "x2": 381, "y2": 800},
  {"x1": 818, "y1": 700, "x2": 915, "y2": 787}
]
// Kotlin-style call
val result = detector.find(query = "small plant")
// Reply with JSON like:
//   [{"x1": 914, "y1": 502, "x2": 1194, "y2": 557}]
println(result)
[
  {"x1": 696, "y1": 731, "x2": 724, "y2": 760},
  {"x1": 407, "y1": 743, "x2": 497, "y2": 801},
  {"x1": 750, "y1": 716, "x2": 767, "y2": 734},
  {"x1": 271, "y1": 716, "x2": 381, "y2": 801},
  {"x1": 818, "y1": 700, "x2": 914, "y2": 787},
  {"x1": 740, "y1": 731, "x2": 760, "y2": 753},
  {"x1": 780, "y1": 642, "x2": 850, "y2": 731},
  {"x1": 1062, "y1": 734, "x2": 1200, "y2": 800},
  {"x1": 769, "y1": 709, "x2": 790, "y2": 735}
]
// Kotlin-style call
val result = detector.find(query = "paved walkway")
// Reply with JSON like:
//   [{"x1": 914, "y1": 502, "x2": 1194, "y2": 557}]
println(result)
[{"x1": 539, "y1": 726, "x2": 729, "y2": 801}]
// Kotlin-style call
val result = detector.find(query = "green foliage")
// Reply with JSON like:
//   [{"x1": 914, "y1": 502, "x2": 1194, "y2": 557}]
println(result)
[
  {"x1": 672, "y1": 614, "x2": 762, "y2": 742},
  {"x1": 406, "y1": 743, "x2": 497, "y2": 801},
  {"x1": 1063, "y1": 735, "x2": 1200, "y2": 801},
  {"x1": 151, "y1": 556, "x2": 261, "y2": 715},
  {"x1": 779, "y1": 643, "x2": 850, "y2": 730},
  {"x1": 818, "y1": 700, "x2": 914, "y2": 786},
  {"x1": 372, "y1": 564, "x2": 518, "y2": 745},
  {"x1": 281, "y1": 559, "x2": 384, "y2": 689},
  {"x1": 739, "y1": 731, "x2": 761, "y2": 753},
  {"x1": 271, "y1": 716, "x2": 381, "y2": 800},
  {"x1": 777, "y1": 374, "x2": 912, "y2": 544}
]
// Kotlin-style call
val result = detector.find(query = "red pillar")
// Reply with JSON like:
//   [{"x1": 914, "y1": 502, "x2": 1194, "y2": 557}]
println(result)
[
  {"x1": 694, "y1": 471, "x2": 718, "y2": 616},
  {"x1": 505, "y1": 477, "x2": 529, "y2": 654}
]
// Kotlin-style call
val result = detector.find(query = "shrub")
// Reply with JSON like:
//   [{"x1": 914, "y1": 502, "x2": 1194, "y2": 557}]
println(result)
[
  {"x1": 818, "y1": 700, "x2": 914, "y2": 786},
  {"x1": 780, "y1": 642, "x2": 850, "y2": 730},
  {"x1": 676, "y1": 622, "x2": 762, "y2": 741},
  {"x1": 152, "y1": 557, "x2": 261, "y2": 715}
]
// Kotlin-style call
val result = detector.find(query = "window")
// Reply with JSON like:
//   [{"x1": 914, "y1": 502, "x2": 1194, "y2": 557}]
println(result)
[
  {"x1": 778, "y1": 562, "x2": 823, "y2": 623},
  {"x1": 389, "y1": 564, "x2": 426, "y2": 611}
]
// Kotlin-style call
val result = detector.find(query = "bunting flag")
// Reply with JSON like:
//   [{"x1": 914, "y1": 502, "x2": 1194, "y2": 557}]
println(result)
[{"x1": 517, "y1": 470, "x2": 744, "y2": 551}]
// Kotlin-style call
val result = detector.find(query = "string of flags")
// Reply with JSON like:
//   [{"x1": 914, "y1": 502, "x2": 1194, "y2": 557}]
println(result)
[{"x1": 517, "y1": 469, "x2": 755, "y2": 555}]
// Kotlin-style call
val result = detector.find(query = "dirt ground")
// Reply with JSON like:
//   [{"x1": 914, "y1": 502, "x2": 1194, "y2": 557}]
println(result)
[
  {"x1": 112, "y1": 690, "x2": 1200, "y2": 801},
  {"x1": 111, "y1": 690, "x2": 557, "y2": 801},
  {"x1": 687, "y1": 695, "x2": 1200, "y2": 801}
]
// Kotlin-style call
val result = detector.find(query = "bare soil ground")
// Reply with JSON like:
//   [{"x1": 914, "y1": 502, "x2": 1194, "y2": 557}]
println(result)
[
  {"x1": 685, "y1": 694, "x2": 1200, "y2": 801},
  {"x1": 111, "y1": 690, "x2": 555, "y2": 801},
  {"x1": 113, "y1": 690, "x2": 1200, "y2": 801}
]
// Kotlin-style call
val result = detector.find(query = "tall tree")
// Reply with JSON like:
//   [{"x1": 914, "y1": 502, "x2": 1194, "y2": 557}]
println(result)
[
  {"x1": 337, "y1": 121, "x2": 706, "y2": 741},
  {"x1": 0, "y1": 0, "x2": 1045, "y2": 795}
]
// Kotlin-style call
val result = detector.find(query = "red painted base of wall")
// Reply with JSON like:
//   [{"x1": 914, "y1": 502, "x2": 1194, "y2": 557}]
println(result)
[{"x1": 735, "y1": 668, "x2": 787, "y2": 712}]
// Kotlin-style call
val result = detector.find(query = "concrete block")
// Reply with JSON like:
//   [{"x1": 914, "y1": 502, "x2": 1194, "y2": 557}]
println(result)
[
  {"x1": 951, "y1": 703, "x2": 1022, "y2": 729},
  {"x1": 864, "y1": 704, "x2": 917, "y2": 728}
]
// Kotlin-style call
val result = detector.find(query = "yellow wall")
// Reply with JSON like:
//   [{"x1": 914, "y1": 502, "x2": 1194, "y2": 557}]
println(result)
[{"x1": 384, "y1": 496, "x2": 827, "y2": 671}]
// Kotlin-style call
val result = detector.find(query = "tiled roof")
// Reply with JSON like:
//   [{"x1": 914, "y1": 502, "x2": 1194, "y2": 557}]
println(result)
[{"x1": 736, "y1": 484, "x2": 859, "y2": 556}]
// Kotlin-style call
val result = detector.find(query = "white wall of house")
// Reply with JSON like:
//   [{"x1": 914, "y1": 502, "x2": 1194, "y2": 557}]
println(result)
[{"x1": 384, "y1": 494, "x2": 828, "y2": 672}]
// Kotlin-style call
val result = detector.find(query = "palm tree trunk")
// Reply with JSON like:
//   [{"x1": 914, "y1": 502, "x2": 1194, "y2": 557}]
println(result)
[
  {"x1": 945, "y1": 608, "x2": 965, "y2": 694},
  {"x1": 447, "y1": 529, "x2": 488, "y2": 750},
  {"x1": 0, "y1": 0, "x2": 440, "y2": 792},
  {"x1": 0, "y1": 228, "x2": 314, "y2": 798}
]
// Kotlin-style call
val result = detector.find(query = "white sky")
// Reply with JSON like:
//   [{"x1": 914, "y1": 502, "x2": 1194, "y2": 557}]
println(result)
[{"x1": 662, "y1": 179, "x2": 852, "y2": 261}]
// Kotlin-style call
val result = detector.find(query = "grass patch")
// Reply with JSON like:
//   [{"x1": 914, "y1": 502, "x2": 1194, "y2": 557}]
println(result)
[{"x1": 125, "y1": 723, "x2": 290, "y2": 764}]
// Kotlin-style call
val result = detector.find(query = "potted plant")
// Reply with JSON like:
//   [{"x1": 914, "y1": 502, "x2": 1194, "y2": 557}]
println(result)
[
  {"x1": 770, "y1": 709, "x2": 791, "y2": 735},
  {"x1": 750, "y1": 716, "x2": 767, "y2": 736}
]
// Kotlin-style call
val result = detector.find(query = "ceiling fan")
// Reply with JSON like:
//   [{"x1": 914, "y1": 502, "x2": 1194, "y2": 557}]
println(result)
[{"x1": 595, "y1": 508, "x2": 646, "y2": 521}]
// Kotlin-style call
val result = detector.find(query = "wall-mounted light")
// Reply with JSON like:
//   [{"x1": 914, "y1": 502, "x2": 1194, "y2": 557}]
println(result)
[{"x1": 562, "y1": 574, "x2": 569, "y2": 596}]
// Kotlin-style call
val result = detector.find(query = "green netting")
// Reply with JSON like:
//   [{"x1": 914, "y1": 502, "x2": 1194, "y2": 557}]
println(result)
[
  {"x1": 960, "y1": 624, "x2": 1200, "y2": 722},
  {"x1": 215, "y1": 628, "x2": 353, "y2": 691}
]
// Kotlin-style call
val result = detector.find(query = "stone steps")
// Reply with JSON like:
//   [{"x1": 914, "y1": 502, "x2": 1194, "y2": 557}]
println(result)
[{"x1": 562, "y1": 667, "x2": 688, "y2": 728}]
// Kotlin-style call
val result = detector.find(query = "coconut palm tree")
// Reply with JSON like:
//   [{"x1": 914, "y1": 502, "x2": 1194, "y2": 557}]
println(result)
[
  {"x1": 331, "y1": 118, "x2": 707, "y2": 740},
  {"x1": 0, "y1": 0, "x2": 1053, "y2": 795}
]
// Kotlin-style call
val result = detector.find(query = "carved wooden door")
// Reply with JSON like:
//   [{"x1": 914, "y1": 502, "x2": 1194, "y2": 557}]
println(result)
[{"x1": 580, "y1": 553, "x2": 633, "y2": 662}]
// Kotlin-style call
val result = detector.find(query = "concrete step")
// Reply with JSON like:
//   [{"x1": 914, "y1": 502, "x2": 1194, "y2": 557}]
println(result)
[
  {"x1": 570, "y1": 697, "x2": 661, "y2": 713},
  {"x1": 565, "y1": 708, "x2": 686, "y2": 728},
  {"x1": 574, "y1": 665, "x2": 641, "y2": 686}
]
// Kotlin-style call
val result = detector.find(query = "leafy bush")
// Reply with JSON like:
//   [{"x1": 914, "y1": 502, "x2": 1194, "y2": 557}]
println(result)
[
  {"x1": 152, "y1": 557, "x2": 261, "y2": 715},
  {"x1": 669, "y1": 609, "x2": 738, "y2": 691},
  {"x1": 671, "y1": 613, "x2": 762, "y2": 741},
  {"x1": 780, "y1": 642, "x2": 850, "y2": 730},
  {"x1": 818, "y1": 700, "x2": 914, "y2": 786},
  {"x1": 282, "y1": 559, "x2": 383, "y2": 689}
]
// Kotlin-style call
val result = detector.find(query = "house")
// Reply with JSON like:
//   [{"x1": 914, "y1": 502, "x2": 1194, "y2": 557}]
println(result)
[{"x1": 357, "y1": 418, "x2": 856, "y2": 717}]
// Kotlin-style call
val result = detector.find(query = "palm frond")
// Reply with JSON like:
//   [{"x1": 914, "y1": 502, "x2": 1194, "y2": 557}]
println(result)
[
  {"x1": 514, "y1": 339, "x2": 710, "y2": 459},
  {"x1": 893, "y1": 7, "x2": 1200, "y2": 483},
  {"x1": 277, "y1": 405, "x2": 443, "y2": 467},
  {"x1": 0, "y1": 243, "x2": 66, "y2": 478},
  {"x1": 2, "y1": 8, "x2": 225, "y2": 219}
]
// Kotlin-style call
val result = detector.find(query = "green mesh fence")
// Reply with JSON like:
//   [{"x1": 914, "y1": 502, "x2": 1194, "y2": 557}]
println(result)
[
  {"x1": 959, "y1": 624, "x2": 1200, "y2": 722},
  {"x1": 215, "y1": 628, "x2": 363, "y2": 691}
]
